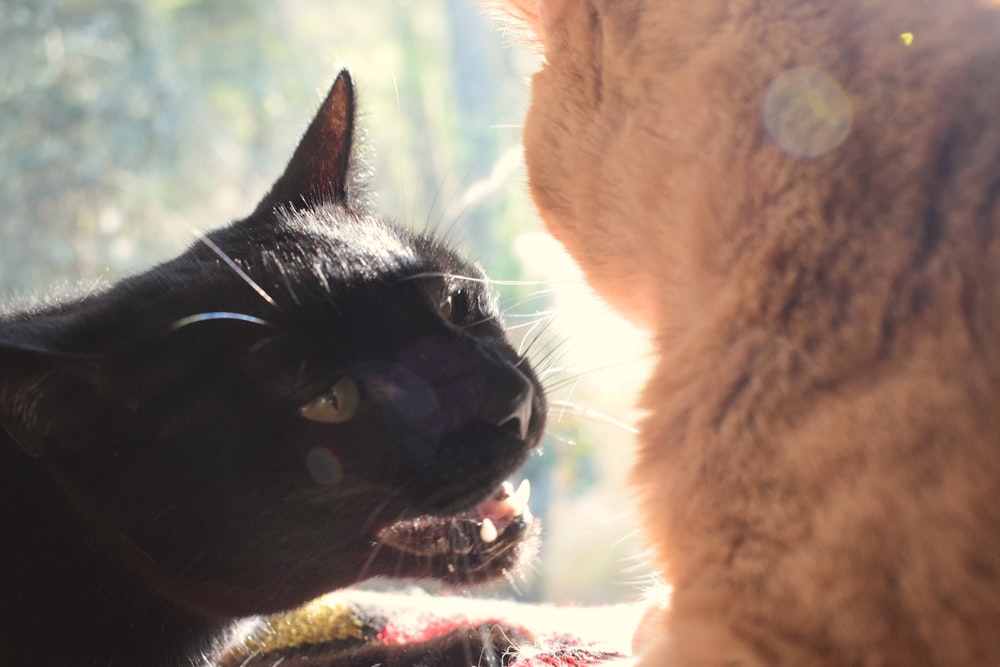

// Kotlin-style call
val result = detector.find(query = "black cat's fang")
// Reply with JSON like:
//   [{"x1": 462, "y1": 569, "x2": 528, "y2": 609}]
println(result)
[{"x1": 374, "y1": 479, "x2": 536, "y2": 581}]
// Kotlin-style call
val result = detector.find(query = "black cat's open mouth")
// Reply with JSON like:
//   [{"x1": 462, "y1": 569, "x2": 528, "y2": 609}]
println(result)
[{"x1": 373, "y1": 479, "x2": 535, "y2": 579}]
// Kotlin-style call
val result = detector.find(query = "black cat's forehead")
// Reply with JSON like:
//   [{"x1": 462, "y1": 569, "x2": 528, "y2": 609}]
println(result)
[
  {"x1": 212, "y1": 203, "x2": 484, "y2": 295},
  {"x1": 277, "y1": 207, "x2": 422, "y2": 281}
]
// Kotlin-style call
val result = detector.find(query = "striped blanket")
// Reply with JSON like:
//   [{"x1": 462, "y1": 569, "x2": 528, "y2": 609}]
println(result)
[{"x1": 211, "y1": 590, "x2": 646, "y2": 666}]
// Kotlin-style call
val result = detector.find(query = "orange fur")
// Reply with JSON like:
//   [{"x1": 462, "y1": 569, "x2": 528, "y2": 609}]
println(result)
[{"x1": 494, "y1": 0, "x2": 1000, "y2": 664}]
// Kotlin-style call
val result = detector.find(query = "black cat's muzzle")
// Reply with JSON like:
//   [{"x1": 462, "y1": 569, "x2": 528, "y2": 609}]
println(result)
[
  {"x1": 352, "y1": 348, "x2": 545, "y2": 584},
  {"x1": 372, "y1": 478, "x2": 539, "y2": 584},
  {"x1": 295, "y1": 332, "x2": 547, "y2": 587}
]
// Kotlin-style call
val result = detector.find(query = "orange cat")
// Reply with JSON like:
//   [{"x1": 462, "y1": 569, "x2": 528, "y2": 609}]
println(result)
[{"x1": 495, "y1": 0, "x2": 1000, "y2": 664}]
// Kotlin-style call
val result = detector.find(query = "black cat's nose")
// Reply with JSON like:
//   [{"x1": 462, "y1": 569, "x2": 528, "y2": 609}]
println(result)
[{"x1": 481, "y1": 369, "x2": 534, "y2": 442}]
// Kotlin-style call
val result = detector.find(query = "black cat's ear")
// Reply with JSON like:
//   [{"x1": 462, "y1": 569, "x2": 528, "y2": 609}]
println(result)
[{"x1": 254, "y1": 69, "x2": 357, "y2": 215}]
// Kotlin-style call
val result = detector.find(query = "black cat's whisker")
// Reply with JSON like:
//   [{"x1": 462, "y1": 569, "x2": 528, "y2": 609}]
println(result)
[
  {"x1": 622, "y1": 545, "x2": 658, "y2": 563},
  {"x1": 609, "y1": 542, "x2": 655, "y2": 575},
  {"x1": 527, "y1": 342, "x2": 573, "y2": 380},
  {"x1": 442, "y1": 145, "x2": 523, "y2": 224},
  {"x1": 487, "y1": 278, "x2": 560, "y2": 287},
  {"x1": 167, "y1": 312, "x2": 274, "y2": 332},
  {"x1": 82, "y1": 273, "x2": 108, "y2": 298},
  {"x1": 501, "y1": 290, "x2": 556, "y2": 316},
  {"x1": 398, "y1": 272, "x2": 547, "y2": 288},
  {"x1": 514, "y1": 318, "x2": 547, "y2": 358},
  {"x1": 504, "y1": 308, "x2": 557, "y2": 320},
  {"x1": 501, "y1": 295, "x2": 558, "y2": 319},
  {"x1": 390, "y1": 271, "x2": 458, "y2": 287},
  {"x1": 523, "y1": 353, "x2": 571, "y2": 387},
  {"x1": 513, "y1": 330, "x2": 563, "y2": 373},
  {"x1": 311, "y1": 260, "x2": 333, "y2": 295},
  {"x1": 541, "y1": 354, "x2": 654, "y2": 395},
  {"x1": 505, "y1": 562, "x2": 534, "y2": 597},
  {"x1": 549, "y1": 399, "x2": 639, "y2": 435},
  {"x1": 198, "y1": 235, "x2": 279, "y2": 309},
  {"x1": 422, "y1": 153, "x2": 464, "y2": 236},
  {"x1": 417, "y1": 142, "x2": 519, "y2": 245},
  {"x1": 543, "y1": 429, "x2": 578, "y2": 447},
  {"x1": 536, "y1": 363, "x2": 574, "y2": 385},
  {"x1": 359, "y1": 488, "x2": 407, "y2": 539},
  {"x1": 354, "y1": 491, "x2": 412, "y2": 583},
  {"x1": 518, "y1": 344, "x2": 563, "y2": 375},
  {"x1": 412, "y1": 174, "x2": 468, "y2": 251},
  {"x1": 434, "y1": 184, "x2": 481, "y2": 247},
  {"x1": 388, "y1": 68, "x2": 409, "y2": 229},
  {"x1": 538, "y1": 362, "x2": 584, "y2": 392},
  {"x1": 542, "y1": 374, "x2": 603, "y2": 396},
  {"x1": 504, "y1": 317, "x2": 554, "y2": 333},
  {"x1": 504, "y1": 316, "x2": 539, "y2": 333},
  {"x1": 501, "y1": 286, "x2": 557, "y2": 305},
  {"x1": 264, "y1": 251, "x2": 301, "y2": 306},
  {"x1": 356, "y1": 536, "x2": 388, "y2": 584},
  {"x1": 503, "y1": 312, "x2": 557, "y2": 340},
  {"x1": 517, "y1": 313, "x2": 562, "y2": 359},
  {"x1": 550, "y1": 372, "x2": 583, "y2": 416},
  {"x1": 605, "y1": 525, "x2": 645, "y2": 550}
]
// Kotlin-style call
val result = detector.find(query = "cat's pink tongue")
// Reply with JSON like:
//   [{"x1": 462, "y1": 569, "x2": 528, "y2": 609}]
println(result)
[{"x1": 476, "y1": 479, "x2": 531, "y2": 544}]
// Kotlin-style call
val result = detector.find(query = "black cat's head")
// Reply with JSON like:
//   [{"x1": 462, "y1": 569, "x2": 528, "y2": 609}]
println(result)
[{"x1": 0, "y1": 71, "x2": 546, "y2": 616}]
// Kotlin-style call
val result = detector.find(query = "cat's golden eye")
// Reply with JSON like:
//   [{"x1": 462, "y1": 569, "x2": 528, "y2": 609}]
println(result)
[{"x1": 299, "y1": 375, "x2": 361, "y2": 424}]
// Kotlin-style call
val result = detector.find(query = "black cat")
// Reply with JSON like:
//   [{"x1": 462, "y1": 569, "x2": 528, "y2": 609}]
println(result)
[{"x1": 0, "y1": 70, "x2": 545, "y2": 666}]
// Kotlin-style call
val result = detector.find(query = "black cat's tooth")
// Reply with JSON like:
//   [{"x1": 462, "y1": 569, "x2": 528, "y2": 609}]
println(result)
[{"x1": 480, "y1": 517, "x2": 499, "y2": 543}]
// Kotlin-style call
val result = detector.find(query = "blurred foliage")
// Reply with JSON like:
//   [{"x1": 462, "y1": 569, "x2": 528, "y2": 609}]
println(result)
[{"x1": 0, "y1": 0, "x2": 652, "y2": 604}]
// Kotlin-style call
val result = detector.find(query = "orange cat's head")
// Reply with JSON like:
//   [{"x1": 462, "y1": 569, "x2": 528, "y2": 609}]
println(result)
[{"x1": 488, "y1": 0, "x2": 738, "y2": 334}]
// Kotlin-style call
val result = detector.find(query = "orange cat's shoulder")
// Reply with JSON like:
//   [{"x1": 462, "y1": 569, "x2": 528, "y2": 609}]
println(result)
[{"x1": 496, "y1": 0, "x2": 1000, "y2": 664}]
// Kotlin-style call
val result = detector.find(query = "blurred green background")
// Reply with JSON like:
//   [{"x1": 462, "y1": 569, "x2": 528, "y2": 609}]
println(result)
[{"x1": 0, "y1": 0, "x2": 654, "y2": 605}]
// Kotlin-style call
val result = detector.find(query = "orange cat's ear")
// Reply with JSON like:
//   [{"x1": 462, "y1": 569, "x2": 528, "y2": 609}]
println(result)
[{"x1": 485, "y1": 0, "x2": 572, "y2": 47}]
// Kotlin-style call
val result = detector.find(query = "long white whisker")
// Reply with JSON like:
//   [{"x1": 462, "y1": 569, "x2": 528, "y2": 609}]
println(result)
[
  {"x1": 544, "y1": 430, "x2": 578, "y2": 446},
  {"x1": 354, "y1": 488, "x2": 411, "y2": 582},
  {"x1": 504, "y1": 309, "x2": 558, "y2": 319},
  {"x1": 199, "y1": 235, "x2": 279, "y2": 308},
  {"x1": 518, "y1": 312, "x2": 561, "y2": 359},
  {"x1": 423, "y1": 153, "x2": 463, "y2": 235},
  {"x1": 517, "y1": 317, "x2": 547, "y2": 357},
  {"x1": 546, "y1": 399, "x2": 640, "y2": 434},
  {"x1": 266, "y1": 251, "x2": 300, "y2": 306},
  {"x1": 398, "y1": 271, "x2": 548, "y2": 287},
  {"x1": 390, "y1": 68, "x2": 408, "y2": 228},
  {"x1": 541, "y1": 351, "x2": 654, "y2": 392},
  {"x1": 504, "y1": 316, "x2": 555, "y2": 332},
  {"x1": 501, "y1": 290, "x2": 557, "y2": 316},
  {"x1": 443, "y1": 145, "x2": 523, "y2": 222}
]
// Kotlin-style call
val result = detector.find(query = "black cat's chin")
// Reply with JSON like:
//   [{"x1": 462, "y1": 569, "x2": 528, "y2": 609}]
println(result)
[{"x1": 122, "y1": 480, "x2": 540, "y2": 619}]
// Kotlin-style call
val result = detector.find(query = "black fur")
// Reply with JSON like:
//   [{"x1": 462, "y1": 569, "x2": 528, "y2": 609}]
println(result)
[{"x1": 0, "y1": 71, "x2": 545, "y2": 666}]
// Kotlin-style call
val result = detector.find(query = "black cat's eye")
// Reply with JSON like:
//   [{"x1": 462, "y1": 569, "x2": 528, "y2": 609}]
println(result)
[
  {"x1": 440, "y1": 289, "x2": 475, "y2": 325},
  {"x1": 300, "y1": 375, "x2": 361, "y2": 424},
  {"x1": 439, "y1": 294, "x2": 455, "y2": 322}
]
